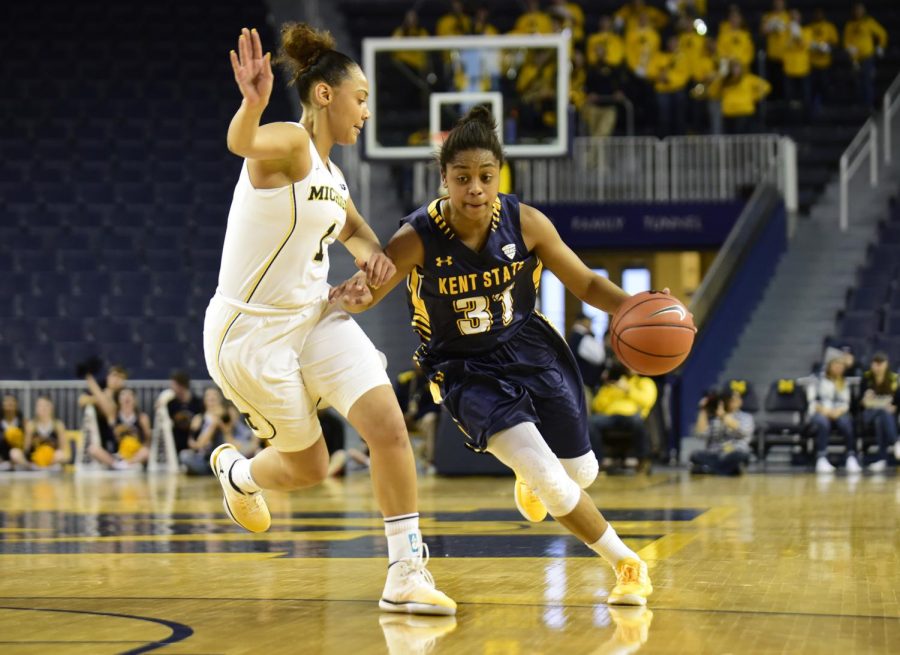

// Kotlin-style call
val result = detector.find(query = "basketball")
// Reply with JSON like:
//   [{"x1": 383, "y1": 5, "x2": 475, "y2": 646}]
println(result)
[{"x1": 610, "y1": 291, "x2": 696, "y2": 376}]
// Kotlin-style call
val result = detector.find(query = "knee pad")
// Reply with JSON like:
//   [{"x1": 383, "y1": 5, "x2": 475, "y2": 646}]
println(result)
[
  {"x1": 516, "y1": 448, "x2": 582, "y2": 517},
  {"x1": 487, "y1": 423, "x2": 583, "y2": 517},
  {"x1": 561, "y1": 452, "x2": 599, "y2": 489}
]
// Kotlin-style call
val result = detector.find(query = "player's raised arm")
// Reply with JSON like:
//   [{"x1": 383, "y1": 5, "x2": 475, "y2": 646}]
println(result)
[
  {"x1": 520, "y1": 203, "x2": 630, "y2": 315},
  {"x1": 331, "y1": 223, "x2": 425, "y2": 313},
  {"x1": 226, "y1": 27, "x2": 307, "y2": 161}
]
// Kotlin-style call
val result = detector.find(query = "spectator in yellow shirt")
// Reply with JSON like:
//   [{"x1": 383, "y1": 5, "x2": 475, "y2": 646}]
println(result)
[
  {"x1": 688, "y1": 38, "x2": 723, "y2": 133},
  {"x1": 614, "y1": 0, "x2": 669, "y2": 35},
  {"x1": 625, "y1": 13, "x2": 661, "y2": 75},
  {"x1": 782, "y1": 10, "x2": 813, "y2": 120},
  {"x1": 713, "y1": 60, "x2": 772, "y2": 134},
  {"x1": 808, "y1": 8, "x2": 839, "y2": 113},
  {"x1": 844, "y1": 3, "x2": 888, "y2": 108},
  {"x1": 717, "y1": 8, "x2": 754, "y2": 68},
  {"x1": 586, "y1": 15, "x2": 625, "y2": 67},
  {"x1": 549, "y1": 0, "x2": 585, "y2": 43},
  {"x1": 649, "y1": 36, "x2": 691, "y2": 135},
  {"x1": 436, "y1": 0, "x2": 472, "y2": 36},
  {"x1": 511, "y1": 0, "x2": 553, "y2": 34},
  {"x1": 676, "y1": 15, "x2": 707, "y2": 72},
  {"x1": 391, "y1": 10, "x2": 430, "y2": 77},
  {"x1": 472, "y1": 7, "x2": 499, "y2": 36},
  {"x1": 589, "y1": 362, "x2": 658, "y2": 474},
  {"x1": 760, "y1": 0, "x2": 790, "y2": 100}
]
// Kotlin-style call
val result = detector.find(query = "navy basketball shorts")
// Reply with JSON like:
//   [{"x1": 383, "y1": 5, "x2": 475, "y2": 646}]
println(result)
[{"x1": 421, "y1": 313, "x2": 592, "y2": 458}]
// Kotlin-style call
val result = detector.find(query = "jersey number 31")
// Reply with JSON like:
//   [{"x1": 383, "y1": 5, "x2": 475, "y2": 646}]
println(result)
[{"x1": 453, "y1": 283, "x2": 515, "y2": 335}]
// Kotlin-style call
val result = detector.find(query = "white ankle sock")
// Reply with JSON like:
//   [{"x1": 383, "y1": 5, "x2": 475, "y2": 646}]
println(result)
[
  {"x1": 588, "y1": 525, "x2": 639, "y2": 568},
  {"x1": 384, "y1": 513, "x2": 420, "y2": 564},
  {"x1": 229, "y1": 458, "x2": 261, "y2": 494}
]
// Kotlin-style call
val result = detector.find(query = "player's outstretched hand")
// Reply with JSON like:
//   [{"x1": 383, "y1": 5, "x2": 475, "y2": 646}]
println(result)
[
  {"x1": 355, "y1": 252, "x2": 396, "y2": 288},
  {"x1": 329, "y1": 272, "x2": 372, "y2": 308},
  {"x1": 230, "y1": 27, "x2": 273, "y2": 108}
]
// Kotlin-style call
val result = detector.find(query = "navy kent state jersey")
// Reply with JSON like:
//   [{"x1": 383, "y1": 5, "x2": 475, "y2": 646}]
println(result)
[{"x1": 402, "y1": 193, "x2": 542, "y2": 359}]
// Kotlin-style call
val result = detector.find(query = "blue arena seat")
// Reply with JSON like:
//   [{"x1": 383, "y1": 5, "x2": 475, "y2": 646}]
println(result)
[{"x1": 837, "y1": 311, "x2": 881, "y2": 339}]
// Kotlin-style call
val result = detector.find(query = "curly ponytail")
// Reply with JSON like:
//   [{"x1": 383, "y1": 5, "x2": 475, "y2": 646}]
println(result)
[
  {"x1": 276, "y1": 22, "x2": 358, "y2": 104},
  {"x1": 439, "y1": 105, "x2": 505, "y2": 170}
]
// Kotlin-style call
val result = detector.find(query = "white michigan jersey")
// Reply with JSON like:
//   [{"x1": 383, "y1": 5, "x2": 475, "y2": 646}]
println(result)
[{"x1": 216, "y1": 123, "x2": 349, "y2": 309}]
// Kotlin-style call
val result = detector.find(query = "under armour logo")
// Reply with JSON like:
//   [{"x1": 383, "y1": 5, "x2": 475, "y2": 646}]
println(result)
[
  {"x1": 340, "y1": 183, "x2": 347, "y2": 190},
  {"x1": 435, "y1": 256, "x2": 453, "y2": 267}
]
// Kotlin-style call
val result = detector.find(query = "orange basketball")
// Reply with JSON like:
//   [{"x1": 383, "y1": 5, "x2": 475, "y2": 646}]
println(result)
[{"x1": 610, "y1": 291, "x2": 696, "y2": 376}]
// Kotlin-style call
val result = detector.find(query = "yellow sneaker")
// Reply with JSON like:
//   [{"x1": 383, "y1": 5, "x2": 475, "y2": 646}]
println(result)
[
  {"x1": 210, "y1": 443, "x2": 271, "y2": 533},
  {"x1": 608, "y1": 558, "x2": 653, "y2": 606},
  {"x1": 380, "y1": 544, "x2": 457, "y2": 616},
  {"x1": 379, "y1": 614, "x2": 457, "y2": 655},
  {"x1": 514, "y1": 476, "x2": 548, "y2": 522}
]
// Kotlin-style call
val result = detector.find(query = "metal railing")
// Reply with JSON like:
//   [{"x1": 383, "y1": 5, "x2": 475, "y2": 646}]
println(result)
[
  {"x1": 839, "y1": 118, "x2": 878, "y2": 231},
  {"x1": 412, "y1": 134, "x2": 797, "y2": 210},
  {"x1": 882, "y1": 73, "x2": 900, "y2": 165}
]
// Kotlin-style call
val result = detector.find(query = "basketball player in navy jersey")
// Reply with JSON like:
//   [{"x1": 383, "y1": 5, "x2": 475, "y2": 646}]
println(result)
[
  {"x1": 334, "y1": 106, "x2": 655, "y2": 606},
  {"x1": 204, "y1": 25, "x2": 454, "y2": 615}
]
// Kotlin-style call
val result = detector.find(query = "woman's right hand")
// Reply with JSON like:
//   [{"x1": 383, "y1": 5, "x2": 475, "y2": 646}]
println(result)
[{"x1": 230, "y1": 27, "x2": 273, "y2": 108}]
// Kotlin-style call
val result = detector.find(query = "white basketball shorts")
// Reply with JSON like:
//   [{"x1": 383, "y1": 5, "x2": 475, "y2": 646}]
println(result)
[{"x1": 203, "y1": 294, "x2": 390, "y2": 452}]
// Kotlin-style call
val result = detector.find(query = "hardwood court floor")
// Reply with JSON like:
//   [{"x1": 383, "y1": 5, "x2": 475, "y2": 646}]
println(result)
[{"x1": 0, "y1": 470, "x2": 898, "y2": 654}]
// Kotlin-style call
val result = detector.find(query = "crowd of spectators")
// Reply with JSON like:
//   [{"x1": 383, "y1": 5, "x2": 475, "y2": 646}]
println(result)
[{"x1": 387, "y1": 0, "x2": 889, "y2": 139}]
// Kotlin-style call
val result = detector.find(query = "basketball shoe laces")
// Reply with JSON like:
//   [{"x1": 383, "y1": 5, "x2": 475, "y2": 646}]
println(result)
[
  {"x1": 397, "y1": 543, "x2": 435, "y2": 589},
  {"x1": 618, "y1": 561, "x2": 639, "y2": 585}
]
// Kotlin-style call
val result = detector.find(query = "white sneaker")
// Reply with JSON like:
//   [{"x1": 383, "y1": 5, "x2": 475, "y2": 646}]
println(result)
[
  {"x1": 210, "y1": 443, "x2": 271, "y2": 533},
  {"x1": 815, "y1": 457, "x2": 836, "y2": 474},
  {"x1": 380, "y1": 544, "x2": 457, "y2": 616},
  {"x1": 868, "y1": 459, "x2": 887, "y2": 473},
  {"x1": 845, "y1": 455, "x2": 862, "y2": 474}
]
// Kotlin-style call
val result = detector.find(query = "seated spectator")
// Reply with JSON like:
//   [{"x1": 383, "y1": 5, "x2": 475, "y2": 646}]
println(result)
[
  {"x1": 624, "y1": 12, "x2": 661, "y2": 130},
  {"x1": 88, "y1": 387, "x2": 150, "y2": 470},
  {"x1": 690, "y1": 388, "x2": 753, "y2": 475},
  {"x1": 472, "y1": 7, "x2": 498, "y2": 36},
  {"x1": 395, "y1": 361, "x2": 440, "y2": 470},
  {"x1": 843, "y1": 3, "x2": 887, "y2": 108},
  {"x1": 80, "y1": 364, "x2": 128, "y2": 460},
  {"x1": 164, "y1": 371, "x2": 204, "y2": 453},
  {"x1": 713, "y1": 60, "x2": 771, "y2": 134},
  {"x1": 811, "y1": 351, "x2": 860, "y2": 474},
  {"x1": 319, "y1": 407, "x2": 370, "y2": 477},
  {"x1": 676, "y1": 15, "x2": 707, "y2": 72},
  {"x1": 179, "y1": 387, "x2": 230, "y2": 475},
  {"x1": 10, "y1": 396, "x2": 68, "y2": 470},
  {"x1": 859, "y1": 352, "x2": 899, "y2": 472},
  {"x1": 567, "y1": 312, "x2": 605, "y2": 396},
  {"x1": 589, "y1": 362, "x2": 657, "y2": 473},
  {"x1": 1, "y1": 394, "x2": 25, "y2": 471}
]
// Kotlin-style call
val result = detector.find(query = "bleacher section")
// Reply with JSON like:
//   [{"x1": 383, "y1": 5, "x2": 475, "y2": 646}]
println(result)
[
  {"x1": 827, "y1": 199, "x2": 900, "y2": 365},
  {"x1": 2, "y1": 0, "x2": 294, "y2": 379}
]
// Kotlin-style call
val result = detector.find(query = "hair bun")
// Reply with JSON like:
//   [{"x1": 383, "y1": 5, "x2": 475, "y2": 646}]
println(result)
[{"x1": 278, "y1": 22, "x2": 336, "y2": 80}]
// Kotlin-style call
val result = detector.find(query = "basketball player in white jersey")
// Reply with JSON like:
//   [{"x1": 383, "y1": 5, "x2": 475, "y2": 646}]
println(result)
[{"x1": 204, "y1": 24, "x2": 455, "y2": 616}]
